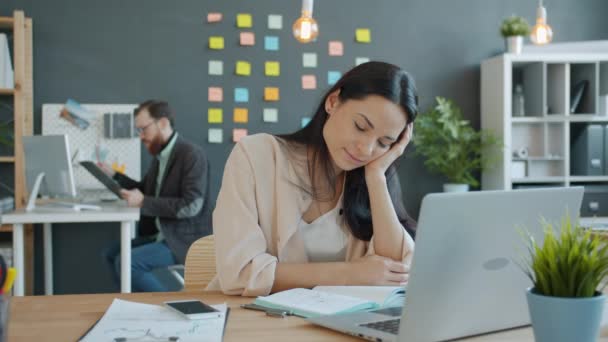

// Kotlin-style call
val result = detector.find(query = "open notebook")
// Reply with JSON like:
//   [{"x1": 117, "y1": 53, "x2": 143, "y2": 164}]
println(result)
[{"x1": 253, "y1": 286, "x2": 405, "y2": 318}]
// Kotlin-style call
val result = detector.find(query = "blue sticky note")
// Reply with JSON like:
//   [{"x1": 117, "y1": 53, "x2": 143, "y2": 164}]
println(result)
[
  {"x1": 328, "y1": 71, "x2": 342, "y2": 85},
  {"x1": 234, "y1": 88, "x2": 249, "y2": 103},
  {"x1": 265, "y1": 36, "x2": 279, "y2": 51},
  {"x1": 301, "y1": 116, "x2": 312, "y2": 127}
]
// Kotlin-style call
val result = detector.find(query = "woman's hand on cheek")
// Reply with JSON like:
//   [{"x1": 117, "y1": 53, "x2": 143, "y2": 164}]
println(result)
[{"x1": 364, "y1": 122, "x2": 413, "y2": 179}]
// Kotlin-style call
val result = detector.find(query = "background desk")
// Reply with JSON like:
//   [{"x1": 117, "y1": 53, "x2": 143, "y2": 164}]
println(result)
[
  {"x1": 0, "y1": 205, "x2": 139, "y2": 296},
  {"x1": 9, "y1": 291, "x2": 607, "y2": 342}
]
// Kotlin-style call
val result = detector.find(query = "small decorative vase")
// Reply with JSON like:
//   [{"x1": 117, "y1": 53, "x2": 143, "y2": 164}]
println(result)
[
  {"x1": 506, "y1": 36, "x2": 524, "y2": 54},
  {"x1": 443, "y1": 183, "x2": 469, "y2": 192},
  {"x1": 526, "y1": 287, "x2": 605, "y2": 342}
]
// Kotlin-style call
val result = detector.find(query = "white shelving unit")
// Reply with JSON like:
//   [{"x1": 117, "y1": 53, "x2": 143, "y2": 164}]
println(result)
[{"x1": 481, "y1": 52, "x2": 608, "y2": 217}]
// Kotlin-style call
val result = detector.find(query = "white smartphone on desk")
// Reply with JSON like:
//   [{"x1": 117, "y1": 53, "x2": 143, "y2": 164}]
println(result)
[{"x1": 164, "y1": 299, "x2": 222, "y2": 320}]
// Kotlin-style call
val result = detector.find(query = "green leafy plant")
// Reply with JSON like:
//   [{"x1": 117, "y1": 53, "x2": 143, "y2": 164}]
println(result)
[
  {"x1": 520, "y1": 213, "x2": 608, "y2": 298},
  {"x1": 413, "y1": 97, "x2": 500, "y2": 188},
  {"x1": 500, "y1": 15, "x2": 530, "y2": 37}
]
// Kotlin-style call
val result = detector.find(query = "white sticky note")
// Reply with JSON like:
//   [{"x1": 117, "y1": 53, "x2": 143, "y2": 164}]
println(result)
[
  {"x1": 208, "y1": 60, "x2": 223, "y2": 75},
  {"x1": 208, "y1": 128, "x2": 223, "y2": 143},
  {"x1": 355, "y1": 57, "x2": 370, "y2": 66},
  {"x1": 302, "y1": 53, "x2": 317, "y2": 68},
  {"x1": 263, "y1": 108, "x2": 278, "y2": 123},
  {"x1": 268, "y1": 14, "x2": 283, "y2": 29}
]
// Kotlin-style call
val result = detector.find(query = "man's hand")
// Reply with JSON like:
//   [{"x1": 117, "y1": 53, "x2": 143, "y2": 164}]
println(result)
[{"x1": 120, "y1": 188, "x2": 144, "y2": 208}]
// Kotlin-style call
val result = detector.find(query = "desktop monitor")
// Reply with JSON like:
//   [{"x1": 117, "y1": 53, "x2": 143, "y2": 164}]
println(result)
[{"x1": 23, "y1": 134, "x2": 77, "y2": 210}]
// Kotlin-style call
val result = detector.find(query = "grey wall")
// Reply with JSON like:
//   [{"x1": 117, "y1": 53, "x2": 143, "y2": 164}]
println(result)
[{"x1": 0, "y1": 0, "x2": 606, "y2": 294}]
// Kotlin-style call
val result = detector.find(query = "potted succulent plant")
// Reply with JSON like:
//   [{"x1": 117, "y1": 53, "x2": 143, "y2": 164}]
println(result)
[
  {"x1": 520, "y1": 214, "x2": 608, "y2": 342},
  {"x1": 413, "y1": 97, "x2": 499, "y2": 192},
  {"x1": 500, "y1": 15, "x2": 530, "y2": 54}
]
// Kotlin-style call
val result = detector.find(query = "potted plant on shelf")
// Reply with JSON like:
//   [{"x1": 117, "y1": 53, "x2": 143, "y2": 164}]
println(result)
[
  {"x1": 520, "y1": 214, "x2": 608, "y2": 342},
  {"x1": 413, "y1": 97, "x2": 499, "y2": 192},
  {"x1": 500, "y1": 15, "x2": 530, "y2": 54}
]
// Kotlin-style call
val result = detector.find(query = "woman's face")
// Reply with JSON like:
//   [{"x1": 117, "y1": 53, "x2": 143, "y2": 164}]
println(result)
[{"x1": 323, "y1": 92, "x2": 408, "y2": 172}]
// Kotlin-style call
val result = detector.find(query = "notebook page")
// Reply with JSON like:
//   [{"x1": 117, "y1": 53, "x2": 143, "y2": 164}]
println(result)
[
  {"x1": 313, "y1": 286, "x2": 404, "y2": 306},
  {"x1": 256, "y1": 288, "x2": 373, "y2": 316}
]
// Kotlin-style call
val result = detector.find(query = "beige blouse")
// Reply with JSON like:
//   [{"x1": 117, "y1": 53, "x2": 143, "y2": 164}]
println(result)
[{"x1": 207, "y1": 133, "x2": 414, "y2": 296}]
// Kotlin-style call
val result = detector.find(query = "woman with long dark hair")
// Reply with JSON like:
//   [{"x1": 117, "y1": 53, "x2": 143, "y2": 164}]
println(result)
[{"x1": 208, "y1": 61, "x2": 418, "y2": 296}]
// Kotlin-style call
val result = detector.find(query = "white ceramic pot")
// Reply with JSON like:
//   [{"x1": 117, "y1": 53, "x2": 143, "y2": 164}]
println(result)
[
  {"x1": 443, "y1": 183, "x2": 469, "y2": 192},
  {"x1": 506, "y1": 36, "x2": 524, "y2": 54}
]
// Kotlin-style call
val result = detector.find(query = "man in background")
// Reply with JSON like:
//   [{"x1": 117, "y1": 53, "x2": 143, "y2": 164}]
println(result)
[{"x1": 101, "y1": 100, "x2": 212, "y2": 292}]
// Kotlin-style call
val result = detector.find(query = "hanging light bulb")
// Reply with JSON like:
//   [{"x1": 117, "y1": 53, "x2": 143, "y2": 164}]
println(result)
[
  {"x1": 293, "y1": 0, "x2": 318, "y2": 43},
  {"x1": 530, "y1": 0, "x2": 553, "y2": 45}
]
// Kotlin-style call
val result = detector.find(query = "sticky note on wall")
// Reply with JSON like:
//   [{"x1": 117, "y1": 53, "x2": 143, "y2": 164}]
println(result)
[
  {"x1": 236, "y1": 13, "x2": 252, "y2": 28},
  {"x1": 208, "y1": 87, "x2": 223, "y2": 102},
  {"x1": 328, "y1": 41, "x2": 343, "y2": 56},
  {"x1": 208, "y1": 128, "x2": 223, "y2": 143},
  {"x1": 303, "y1": 53, "x2": 317, "y2": 68},
  {"x1": 233, "y1": 128, "x2": 248, "y2": 142},
  {"x1": 207, "y1": 12, "x2": 222, "y2": 23},
  {"x1": 208, "y1": 108, "x2": 223, "y2": 123},
  {"x1": 301, "y1": 117, "x2": 312, "y2": 127},
  {"x1": 264, "y1": 87, "x2": 280, "y2": 101},
  {"x1": 240, "y1": 32, "x2": 255, "y2": 46},
  {"x1": 264, "y1": 36, "x2": 279, "y2": 51},
  {"x1": 234, "y1": 88, "x2": 249, "y2": 102},
  {"x1": 302, "y1": 75, "x2": 317, "y2": 90},
  {"x1": 268, "y1": 14, "x2": 282, "y2": 29},
  {"x1": 235, "y1": 61, "x2": 251, "y2": 76},
  {"x1": 209, "y1": 36, "x2": 224, "y2": 50},
  {"x1": 233, "y1": 108, "x2": 249, "y2": 123},
  {"x1": 263, "y1": 108, "x2": 278, "y2": 123},
  {"x1": 327, "y1": 71, "x2": 341, "y2": 85},
  {"x1": 265, "y1": 61, "x2": 280, "y2": 76},
  {"x1": 355, "y1": 28, "x2": 371, "y2": 43},
  {"x1": 208, "y1": 60, "x2": 223, "y2": 75},
  {"x1": 355, "y1": 57, "x2": 370, "y2": 66}
]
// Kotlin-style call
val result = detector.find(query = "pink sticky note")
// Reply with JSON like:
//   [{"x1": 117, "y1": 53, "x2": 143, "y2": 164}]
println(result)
[
  {"x1": 208, "y1": 87, "x2": 223, "y2": 102},
  {"x1": 302, "y1": 75, "x2": 317, "y2": 90},
  {"x1": 207, "y1": 12, "x2": 222, "y2": 23},
  {"x1": 240, "y1": 32, "x2": 255, "y2": 46},
  {"x1": 233, "y1": 128, "x2": 248, "y2": 142},
  {"x1": 329, "y1": 41, "x2": 344, "y2": 56}
]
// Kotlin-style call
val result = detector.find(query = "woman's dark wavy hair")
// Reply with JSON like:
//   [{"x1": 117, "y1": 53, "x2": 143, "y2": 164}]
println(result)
[{"x1": 278, "y1": 61, "x2": 418, "y2": 240}]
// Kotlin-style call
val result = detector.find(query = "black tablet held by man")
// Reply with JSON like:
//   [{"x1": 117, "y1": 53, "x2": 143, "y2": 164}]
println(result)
[{"x1": 80, "y1": 161, "x2": 124, "y2": 198}]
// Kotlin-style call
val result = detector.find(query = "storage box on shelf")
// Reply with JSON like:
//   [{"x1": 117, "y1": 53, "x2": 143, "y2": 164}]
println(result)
[{"x1": 481, "y1": 52, "x2": 608, "y2": 219}]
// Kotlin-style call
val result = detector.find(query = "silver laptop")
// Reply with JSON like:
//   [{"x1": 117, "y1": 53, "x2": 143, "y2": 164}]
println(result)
[{"x1": 307, "y1": 187, "x2": 584, "y2": 342}]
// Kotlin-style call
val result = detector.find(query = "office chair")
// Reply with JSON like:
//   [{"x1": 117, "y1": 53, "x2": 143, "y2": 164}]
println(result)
[{"x1": 183, "y1": 235, "x2": 216, "y2": 291}]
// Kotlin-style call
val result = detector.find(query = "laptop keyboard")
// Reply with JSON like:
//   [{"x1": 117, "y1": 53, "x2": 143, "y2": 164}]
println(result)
[
  {"x1": 360, "y1": 318, "x2": 401, "y2": 335},
  {"x1": 368, "y1": 307, "x2": 402, "y2": 317}
]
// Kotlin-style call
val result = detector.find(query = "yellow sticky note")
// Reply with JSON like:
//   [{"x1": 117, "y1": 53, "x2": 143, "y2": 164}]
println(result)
[
  {"x1": 235, "y1": 61, "x2": 251, "y2": 76},
  {"x1": 265, "y1": 61, "x2": 280, "y2": 77},
  {"x1": 208, "y1": 108, "x2": 223, "y2": 123},
  {"x1": 209, "y1": 36, "x2": 224, "y2": 50},
  {"x1": 355, "y1": 28, "x2": 371, "y2": 43},
  {"x1": 233, "y1": 108, "x2": 249, "y2": 123},
  {"x1": 236, "y1": 13, "x2": 252, "y2": 28},
  {"x1": 264, "y1": 87, "x2": 280, "y2": 101}
]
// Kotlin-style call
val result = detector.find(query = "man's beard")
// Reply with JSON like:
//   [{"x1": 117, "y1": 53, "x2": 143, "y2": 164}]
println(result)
[{"x1": 146, "y1": 134, "x2": 164, "y2": 155}]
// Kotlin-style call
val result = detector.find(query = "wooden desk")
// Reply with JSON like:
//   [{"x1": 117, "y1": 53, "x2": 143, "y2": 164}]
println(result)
[
  {"x1": 0, "y1": 204, "x2": 139, "y2": 296},
  {"x1": 10, "y1": 291, "x2": 602, "y2": 342}
]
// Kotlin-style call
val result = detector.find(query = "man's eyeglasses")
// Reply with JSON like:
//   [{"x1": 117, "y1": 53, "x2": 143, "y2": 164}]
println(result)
[{"x1": 135, "y1": 120, "x2": 157, "y2": 135}]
